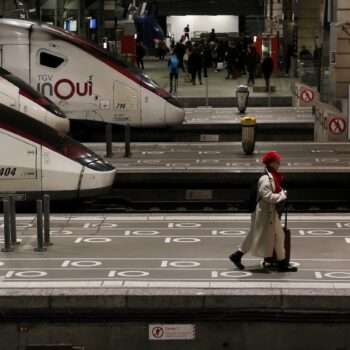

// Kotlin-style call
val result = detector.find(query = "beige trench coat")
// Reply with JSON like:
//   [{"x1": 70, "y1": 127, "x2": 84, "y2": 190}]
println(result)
[{"x1": 243, "y1": 170, "x2": 287, "y2": 258}]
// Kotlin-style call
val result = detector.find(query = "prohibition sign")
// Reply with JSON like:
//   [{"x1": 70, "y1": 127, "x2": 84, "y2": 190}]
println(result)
[
  {"x1": 152, "y1": 326, "x2": 164, "y2": 338},
  {"x1": 300, "y1": 88, "x2": 315, "y2": 103},
  {"x1": 329, "y1": 116, "x2": 346, "y2": 135}
]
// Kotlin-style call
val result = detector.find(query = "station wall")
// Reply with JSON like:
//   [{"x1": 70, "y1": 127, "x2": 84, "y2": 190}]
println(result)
[{"x1": 166, "y1": 15, "x2": 239, "y2": 41}]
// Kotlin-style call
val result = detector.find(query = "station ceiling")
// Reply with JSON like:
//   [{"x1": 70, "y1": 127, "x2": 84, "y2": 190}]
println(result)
[{"x1": 133, "y1": 0, "x2": 264, "y2": 16}]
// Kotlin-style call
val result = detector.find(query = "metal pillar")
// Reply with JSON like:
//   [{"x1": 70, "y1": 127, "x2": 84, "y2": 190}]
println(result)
[
  {"x1": 43, "y1": 194, "x2": 53, "y2": 246},
  {"x1": 34, "y1": 200, "x2": 47, "y2": 252},
  {"x1": 2, "y1": 200, "x2": 13, "y2": 252},
  {"x1": 124, "y1": 124, "x2": 131, "y2": 157},
  {"x1": 105, "y1": 123, "x2": 113, "y2": 158},
  {"x1": 9, "y1": 196, "x2": 20, "y2": 245}
]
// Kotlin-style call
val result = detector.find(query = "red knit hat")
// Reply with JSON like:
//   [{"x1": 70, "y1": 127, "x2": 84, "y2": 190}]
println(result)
[{"x1": 262, "y1": 151, "x2": 281, "y2": 165}]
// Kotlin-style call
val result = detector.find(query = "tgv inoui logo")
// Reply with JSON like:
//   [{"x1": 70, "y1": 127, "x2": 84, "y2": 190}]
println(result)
[{"x1": 37, "y1": 75, "x2": 93, "y2": 100}]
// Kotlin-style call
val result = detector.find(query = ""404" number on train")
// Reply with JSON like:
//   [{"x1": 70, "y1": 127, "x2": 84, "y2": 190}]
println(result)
[{"x1": 0, "y1": 168, "x2": 16, "y2": 176}]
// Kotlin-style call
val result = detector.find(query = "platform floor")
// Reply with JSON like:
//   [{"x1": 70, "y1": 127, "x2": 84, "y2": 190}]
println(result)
[
  {"x1": 184, "y1": 107, "x2": 313, "y2": 125},
  {"x1": 144, "y1": 59, "x2": 295, "y2": 99},
  {"x1": 92, "y1": 142, "x2": 350, "y2": 174},
  {"x1": 71, "y1": 107, "x2": 314, "y2": 143},
  {"x1": 182, "y1": 107, "x2": 313, "y2": 141},
  {"x1": 1, "y1": 213, "x2": 350, "y2": 290}
]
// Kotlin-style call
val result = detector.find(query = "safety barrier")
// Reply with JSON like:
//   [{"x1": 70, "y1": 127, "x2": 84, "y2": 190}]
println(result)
[
  {"x1": 1, "y1": 194, "x2": 52, "y2": 252},
  {"x1": 291, "y1": 82, "x2": 319, "y2": 107},
  {"x1": 171, "y1": 72, "x2": 286, "y2": 108},
  {"x1": 313, "y1": 101, "x2": 348, "y2": 142}
]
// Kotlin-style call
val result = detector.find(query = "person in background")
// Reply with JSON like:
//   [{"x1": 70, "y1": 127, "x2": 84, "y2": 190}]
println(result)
[
  {"x1": 184, "y1": 24, "x2": 190, "y2": 41},
  {"x1": 168, "y1": 50, "x2": 179, "y2": 93},
  {"x1": 261, "y1": 52, "x2": 274, "y2": 92},
  {"x1": 188, "y1": 45, "x2": 202, "y2": 85},
  {"x1": 202, "y1": 41, "x2": 212, "y2": 78},
  {"x1": 236, "y1": 42, "x2": 245, "y2": 76},
  {"x1": 175, "y1": 40, "x2": 186, "y2": 71},
  {"x1": 157, "y1": 39, "x2": 167, "y2": 61},
  {"x1": 136, "y1": 41, "x2": 146, "y2": 70},
  {"x1": 246, "y1": 46, "x2": 258, "y2": 86},
  {"x1": 225, "y1": 42, "x2": 237, "y2": 79},
  {"x1": 209, "y1": 28, "x2": 216, "y2": 42},
  {"x1": 183, "y1": 44, "x2": 193, "y2": 82},
  {"x1": 229, "y1": 151, "x2": 297, "y2": 273},
  {"x1": 299, "y1": 45, "x2": 312, "y2": 60}
]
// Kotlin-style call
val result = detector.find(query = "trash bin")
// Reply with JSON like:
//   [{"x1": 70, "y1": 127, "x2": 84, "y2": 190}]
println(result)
[
  {"x1": 236, "y1": 85, "x2": 249, "y2": 113},
  {"x1": 241, "y1": 116, "x2": 256, "y2": 155}
]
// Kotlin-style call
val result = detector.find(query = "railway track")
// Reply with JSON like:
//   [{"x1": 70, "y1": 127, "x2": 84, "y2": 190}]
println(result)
[{"x1": 81, "y1": 193, "x2": 350, "y2": 213}]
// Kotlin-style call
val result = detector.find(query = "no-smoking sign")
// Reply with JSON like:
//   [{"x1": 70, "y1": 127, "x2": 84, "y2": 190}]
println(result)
[
  {"x1": 329, "y1": 116, "x2": 346, "y2": 135},
  {"x1": 300, "y1": 88, "x2": 315, "y2": 103},
  {"x1": 149, "y1": 324, "x2": 196, "y2": 340}
]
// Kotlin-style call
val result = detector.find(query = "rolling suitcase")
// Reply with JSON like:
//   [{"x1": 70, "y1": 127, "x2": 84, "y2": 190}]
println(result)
[{"x1": 262, "y1": 207, "x2": 290, "y2": 267}]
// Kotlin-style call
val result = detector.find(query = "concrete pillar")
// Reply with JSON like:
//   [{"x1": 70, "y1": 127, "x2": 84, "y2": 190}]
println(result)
[
  {"x1": 56, "y1": 0, "x2": 65, "y2": 27},
  {"x1": 297, "y1": 0, "x2": 322, "y2": 54},
  {"x1": 265, "y1": 0, "x2": 284, "y2": 36},
  {"x1": 335, "y1": 0, "x2": 350, "y2": 101},
  {"x1": 79, "y1": 0, "x2": 87, "y2": 38}
]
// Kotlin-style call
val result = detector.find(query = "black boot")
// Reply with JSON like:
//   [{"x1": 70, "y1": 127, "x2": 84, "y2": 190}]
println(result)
[
  {"x1": 229, "y1": 250, "x2": 245, "y2": 270},
  {"x1": 277, "y1": 259, "x2": 298, "y2": 272}
]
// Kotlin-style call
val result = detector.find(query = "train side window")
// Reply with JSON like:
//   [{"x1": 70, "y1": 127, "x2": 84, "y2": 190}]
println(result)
[{"x1": 38, "y1": 50, "x2": 66, "y2": 69}]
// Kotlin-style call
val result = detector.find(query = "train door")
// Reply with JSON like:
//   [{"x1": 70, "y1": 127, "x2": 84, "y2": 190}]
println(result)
[
  {"x1": 0, "y1": 131, "x2": 41, "y2": 200},
  {"x1": 0, "y1": 44, "x2": 30, "y2": 83},
  {"x1": 113, "y1": 80, "x2": 141, "y2": 125}
]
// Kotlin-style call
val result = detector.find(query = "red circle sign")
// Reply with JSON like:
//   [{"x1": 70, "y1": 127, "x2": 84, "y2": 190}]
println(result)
[
  {"x1": 300, "y1": 88, "x2": 315, "y2": 103},
  {"x1": 152, "y1": 326, "x2": 164, "y2": 338},
  {"x1": 329, "y1": 116, "x2": 346, "y2": 135}
]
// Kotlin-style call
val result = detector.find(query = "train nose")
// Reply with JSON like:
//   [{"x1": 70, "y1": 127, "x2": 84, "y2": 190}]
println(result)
[
  {"x1": 165, "y1": 102, "x2": 185, "y2": 126},
  {"x1": 79, "y1": 165, "x2": 116, "y2": 198}
]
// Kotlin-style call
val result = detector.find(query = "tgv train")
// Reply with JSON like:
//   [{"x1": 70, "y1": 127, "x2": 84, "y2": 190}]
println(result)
[
  {"x1": 0, "y1": 104, "x2": 116, "y2": 201},
  {"x1": 134, "y1": 15, "x2": 164, "y2": 49},
  {"x1": 0, "y1": 67, "x2": 69, "y2": 133},
  {"x1": 0, "y1": 18, "x2": 185, "y2": 128}
]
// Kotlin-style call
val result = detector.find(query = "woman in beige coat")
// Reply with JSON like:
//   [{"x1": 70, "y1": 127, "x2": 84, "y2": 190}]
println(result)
[{"x1": 229, "y1": 151, "x2": 297, "y2": 272}]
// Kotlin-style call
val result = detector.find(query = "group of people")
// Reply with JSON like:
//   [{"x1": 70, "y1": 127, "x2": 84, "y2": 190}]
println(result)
[
  {"x1": 136, "y1": 34, "x2": 316, "y2": 95},
  {"x1": 164, "y1": 37, "x2": 277, "y2": 93}
]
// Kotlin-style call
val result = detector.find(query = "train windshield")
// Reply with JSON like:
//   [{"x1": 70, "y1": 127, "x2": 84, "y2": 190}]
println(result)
[
  {"x1": 0, "y1": 67, "x2": 66, "y2": 118},
  {"x1": 0, "y1": 104, "x2": 114, "y2": 172},
  {"x1": 39, "y1": 24, "x2": 182, "y2": 109}
]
